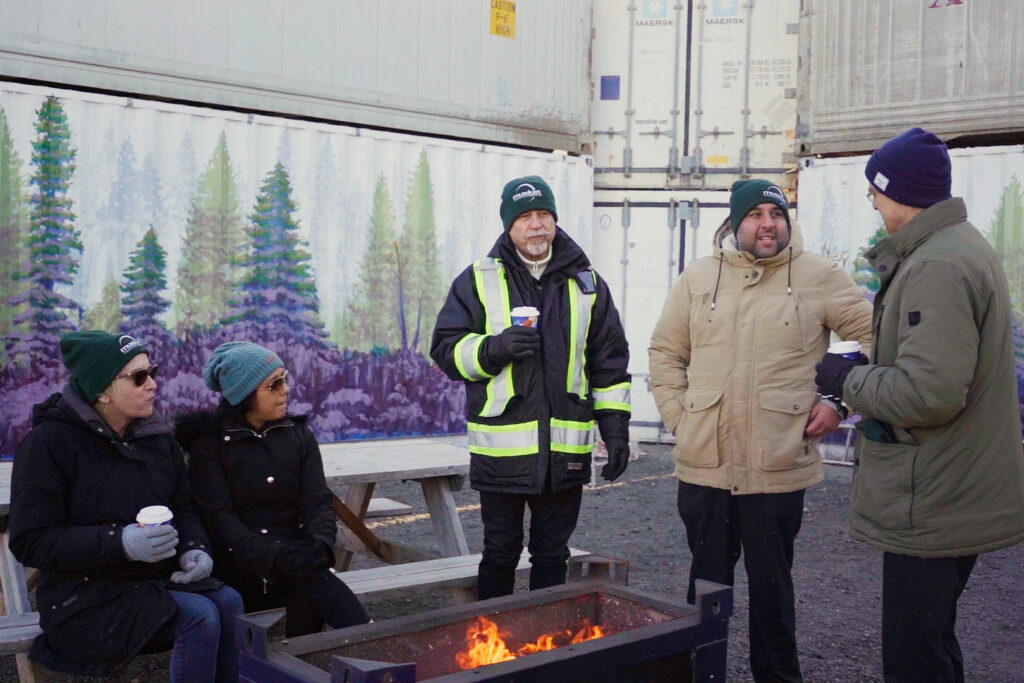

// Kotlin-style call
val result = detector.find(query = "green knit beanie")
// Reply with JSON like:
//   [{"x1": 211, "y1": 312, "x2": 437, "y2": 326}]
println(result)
[
  {"x1": 60, "y1": 331, "x2": 148, "y2": 403},
  {"x1": 729, "y1": 179, "x2": 790, "y2": 234},
  {"x1": 499, "y1": 175, "x2": 558, "y2": 231}
]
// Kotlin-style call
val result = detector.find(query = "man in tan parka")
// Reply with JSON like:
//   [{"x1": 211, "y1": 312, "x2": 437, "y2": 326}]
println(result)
[
  {"x1": 816, "y1": 128, "x2": 1024, "y2": 683},
  {"x1": 649, "y1": 179, "x2": 872, "y2": 682}
]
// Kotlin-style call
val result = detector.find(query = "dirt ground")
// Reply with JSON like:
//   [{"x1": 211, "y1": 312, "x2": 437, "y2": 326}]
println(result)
[{"x1": 3, "y1": 442, "x2": 1023, "y2": 681}]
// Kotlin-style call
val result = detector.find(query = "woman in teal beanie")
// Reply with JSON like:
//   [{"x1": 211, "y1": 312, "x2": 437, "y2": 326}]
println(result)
[{"x1": 175, "y1": 341, "x2": 368, "y2": 636}]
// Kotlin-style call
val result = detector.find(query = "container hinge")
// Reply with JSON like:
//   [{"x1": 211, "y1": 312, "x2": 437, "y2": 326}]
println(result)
[
  {"x1": 679, "y1": 200, "x2": 700, "y2": 228},
  {"x1": 677, "y1": 155, "x2": 696, "y2": 174}
]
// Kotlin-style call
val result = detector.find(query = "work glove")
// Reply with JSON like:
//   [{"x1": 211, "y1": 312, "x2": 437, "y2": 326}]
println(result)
[
  {"x1": 814, "y1": 352, "x2": 868, "y2": 402},
  {"x1": 170, "y1": 549, "x2": 214, "y2": 583},
  {"x1": 597, "y1": 413, "x2": 630, "y2": 482},
  {"x1": 482, "y1": 326, "x2": 541, "y2": 370},
  {"x1": 122, "y1": 523, "x2": 179, "y2": 563},
  {"x1": 271, "y1": 538, "x2": 332, "y2": 581}
]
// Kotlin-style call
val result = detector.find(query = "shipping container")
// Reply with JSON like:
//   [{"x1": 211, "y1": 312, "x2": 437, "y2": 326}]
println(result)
[
  {"x1": 795, "y1": 0, "x2": 1024, "y2": 157},
  {"x1": 0, "y1": 0, "x2": 592, "y2": 152},
  {"x1": 590, "y1": 0, "x2": 800, "y2": 191}
]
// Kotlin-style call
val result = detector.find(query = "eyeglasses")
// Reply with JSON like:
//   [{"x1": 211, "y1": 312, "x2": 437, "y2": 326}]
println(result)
[
  {"x1": 265, "y1": 371, "x2": 289, "y2": 393},
  {"x1": 115, "y1": 364, "x2": 159, "y2": 387},
  {"x1": 866, "y1": 188, "x2": 877, "y2": 203}
]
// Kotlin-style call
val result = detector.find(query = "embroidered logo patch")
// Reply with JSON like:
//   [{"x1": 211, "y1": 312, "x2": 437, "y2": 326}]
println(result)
[
  {"x1": 908, "y1": 311, "x2": 921, "y2": 326},
  {"x1": 567, "y1": 463, "x2": 583, "y2": 471}
]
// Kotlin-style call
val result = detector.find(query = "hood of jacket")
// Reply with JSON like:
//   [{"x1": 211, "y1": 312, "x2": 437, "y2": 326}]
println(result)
[
  {"x1": 174, "y1": 405, "x2": 306, "y2": 452},
  {"x1": 30, "y1": 386, "x2": 172, "y2": 444}
]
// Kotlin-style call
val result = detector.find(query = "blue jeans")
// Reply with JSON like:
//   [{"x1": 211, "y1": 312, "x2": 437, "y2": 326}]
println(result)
[{"x1": 159, "y1": 586, "x2": 244, "y2": 683}]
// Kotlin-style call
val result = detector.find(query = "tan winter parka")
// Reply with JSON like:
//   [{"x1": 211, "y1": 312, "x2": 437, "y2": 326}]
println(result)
[{"x1": 649, "y1": 221, "x2": 873, "y2": 494}]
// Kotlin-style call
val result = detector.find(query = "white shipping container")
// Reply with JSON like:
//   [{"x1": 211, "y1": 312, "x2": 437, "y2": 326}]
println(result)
[
  {"x1": 796, "y1": 0, "x2": 1024, "y2": 156},
  {"x1": 590, "y1": 187, "x2": 732, "y2": 439},
  {"x1": 590, "y1": 0, "x2": 799, "y2": 191},
  {"x1": 0, "y1": 0, "x2": 592, "y2": 152}
]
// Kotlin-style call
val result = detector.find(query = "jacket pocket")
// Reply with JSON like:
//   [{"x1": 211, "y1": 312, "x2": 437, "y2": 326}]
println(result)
[
  {"x1": 852, "y1": 439, "x2": 917, "y2": 531},
  {"x1": 675, "y1": 389, "x2": 724, "y2": 468},
  {"x1": 757, "y1": 389, "x2": 818, "y2": 471}
]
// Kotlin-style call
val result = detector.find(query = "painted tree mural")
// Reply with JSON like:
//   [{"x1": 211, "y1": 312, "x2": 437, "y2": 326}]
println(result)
[
  {"x1": 0, "y1": 105, "x2": 25, "y2": 337},
  {"x1": 82, "y1": 278, "x2": 122, "y2": 331},
  {"x1": 121, "y1": 227, "x2": 170, "y2": 335},
  {"x1": 852, "y1": 222, "x2": 889, "y2": 296},
  {"x1": 173, "y1": 132, "x2": 246, "y2": 334},
  {"x1": 224, "y1": 162, "x2": 328, "y2": 345},
  {"x1": 5, "y1": 96, "x2": 80, "y2": 364},
  {"x1": 344, "y1": 174, "x2": 401, "y2": 351},
  {"x1": 398, "y1": 149, "x2": 444, "y2": 355},
  {"x1": 985, "y1": 176, "x2": 1024, "y2": 314}
]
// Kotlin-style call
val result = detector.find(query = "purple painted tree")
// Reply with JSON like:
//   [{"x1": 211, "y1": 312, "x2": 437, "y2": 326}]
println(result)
[
  {"x1": 121, "y1": 226, "x2": 176, "y2": 370},
  {"x1": 5, "y1": 96, "x2": 80, "y2": 367}
]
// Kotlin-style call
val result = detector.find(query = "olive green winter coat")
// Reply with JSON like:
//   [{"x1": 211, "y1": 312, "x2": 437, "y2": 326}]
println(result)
[
  {"x1": 649, "y1": 221, "x2": 873, "y2": 494},
  {"x1": 845, "y1": 197, "x2": 1024, "y2": 557}
]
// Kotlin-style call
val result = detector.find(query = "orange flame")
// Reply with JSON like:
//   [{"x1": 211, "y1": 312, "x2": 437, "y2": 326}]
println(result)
[{"x1": 456, "y1": 616, "x2": 606, "y2": 669}]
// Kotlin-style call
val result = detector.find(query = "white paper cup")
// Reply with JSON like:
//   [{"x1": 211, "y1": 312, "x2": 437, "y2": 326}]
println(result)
[
  {"x1": 136, "y1": 505, "x2": 174, "y2": 527},
  {"x1": 828, "y1": 340, "x2": 862, "y2": 360},
  {"x1": 510, "y1": 306, "x2": 540, "y2": 328}
]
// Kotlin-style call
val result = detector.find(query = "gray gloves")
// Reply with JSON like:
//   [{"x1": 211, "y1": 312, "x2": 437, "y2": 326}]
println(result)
[
  {"x1": 170, "y1": 549, "x2": 214, "y2": 583},
  {"x1": 122, "y1": 523, "x2": 178, "y2": 563}
]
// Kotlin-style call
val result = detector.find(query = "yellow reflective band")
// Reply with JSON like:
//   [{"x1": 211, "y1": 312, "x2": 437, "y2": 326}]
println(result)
[
  {"x1": 593, "y1": 382, "x2": 631, "y2": 413},
  {"x1": 468, "y1": 421, "x2": 539, "y2": 456},
  {"x1": 566, "y1": 272, "x2": 596, "y2": 398},
  {"x1": 453, "y1": 333, "x2": 493, "y2": 381},
  {"x1": 550, "y1": 418, "x2": 595, "y2": 454},
  {"x1": 473, "y1": 259, "x2": 515, "y2": 417}
]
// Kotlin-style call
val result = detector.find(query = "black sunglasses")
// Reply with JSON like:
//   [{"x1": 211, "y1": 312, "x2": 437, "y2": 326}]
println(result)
[{"x1": 115, "y1": 364, "x2": 159, "y2": 387}]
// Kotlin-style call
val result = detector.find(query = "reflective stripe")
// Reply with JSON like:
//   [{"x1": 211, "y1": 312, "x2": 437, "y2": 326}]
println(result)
[
  {"x1": 473, "y1": 259, "x2": 514, "y2": 417},
  {"x1": 593, "y1": 382, "x2": 632, "y2": 412},
  {"x1": 566, "y1": 271, "x2": 597, "y2": 398},
  {"x1": 550, "y1": 418, "x2": 595, "y2": 454},
  {"x1": 453, "y1": 333, "x2": 492, "y2": 381},
  {"x1": 467, "y1": 421, "x2": 539, "y2": 456}
]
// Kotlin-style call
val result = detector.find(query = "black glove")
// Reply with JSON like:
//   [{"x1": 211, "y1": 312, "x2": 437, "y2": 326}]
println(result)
[
  {"x1": 483, "y1": 326, "x2": 541, "y2": 370},
  {"x1": 272, "y1": 539, "x2": 331, "y2": 580},
  {"x1": 815, "y1": 352, "x2": 868, "y2": 401},
  {"x1": 602, "y1": 437, "x2": 630, "y2": 482}
]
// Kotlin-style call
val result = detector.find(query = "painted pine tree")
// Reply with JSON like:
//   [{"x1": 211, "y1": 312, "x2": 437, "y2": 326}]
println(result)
[
  {"x1": 224, "y1": 162, "x2": 328, "y2": 344},
  {"x1": 0, "y1": 105, "x2": 26, "y2": 337},
  {"x1": 173, "y1": 132, "x2": 246, "y2": 334},
  {"x1": 851, "y1": 221, "x2": 888, "y2": 296},
  {"x1": 398, "y1": 149, "x2": 443, "y2": 354},
  {"x1": 121, "y1": 226, "x2": 176, "y2": 366},
  {"x1": 344, "y1": 174, "x2": 400, "y2": 350},
  {"x1": 5, "y1": 96, "x2": 81, "y2": 364},
  {"x1": 82, "y1": 278, "x2": 122, "y2": 331},
  {"x1": 985, "y1": 176, "x2": 1024, "y2": 315}
]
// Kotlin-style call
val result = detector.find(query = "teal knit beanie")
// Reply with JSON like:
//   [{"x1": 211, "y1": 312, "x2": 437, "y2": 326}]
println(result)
[
  {"x1": 203, "y1": 342, "x2": 283, "y2": 406},
  {"x1": 60, "y1": 331, "x2": 148, "y2": 403},
  {"x1": 729, "y1": 179, "x2": 790, "y2": 234},
  {"x1": 499, "y1": 175, "x2": 558, "y2": 231}
]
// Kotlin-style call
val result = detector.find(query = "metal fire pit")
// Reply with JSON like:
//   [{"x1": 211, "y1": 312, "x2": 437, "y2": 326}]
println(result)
[{"x1": 238, "y1": 580, "x2": 732, "y2": 682}]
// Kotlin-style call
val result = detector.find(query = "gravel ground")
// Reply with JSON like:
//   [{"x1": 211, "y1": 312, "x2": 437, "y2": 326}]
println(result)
[{"x1": 4, "y1": 442, "x2": 1022, "y2": 681}]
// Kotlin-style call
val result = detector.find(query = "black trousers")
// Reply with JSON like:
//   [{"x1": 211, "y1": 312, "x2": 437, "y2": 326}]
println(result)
[
  {"x1": 882, "y1": 552, "x2": 978, "y2": 683},
  {"x1": 477, "y1": 487, "x2": 583, "y2": 600},
  {"x1": 677, "y1": 481, "x2": 805, "y2": 683}
]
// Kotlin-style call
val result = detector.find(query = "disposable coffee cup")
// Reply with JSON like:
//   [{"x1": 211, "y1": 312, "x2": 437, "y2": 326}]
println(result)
[
  {"x1": 828, "y1": 340, "x2": 862, "y2": 360},
  {"x1": 511, "y1": 306, "x2": 540, "y2": 328},
  {"x1": 136, "y1": 505, "x2": 173, "y2": 527}
]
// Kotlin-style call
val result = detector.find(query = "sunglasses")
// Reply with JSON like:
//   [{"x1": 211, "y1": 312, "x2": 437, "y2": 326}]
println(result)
[
  {"x1": 115, "y1": 364, "x2": 159, "y2": 387},
  {"x1": 265, "y1": 370, "x2": 289, "y2": 393}
]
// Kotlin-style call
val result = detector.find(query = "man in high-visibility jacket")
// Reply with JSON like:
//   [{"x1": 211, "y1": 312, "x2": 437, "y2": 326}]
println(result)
[{"x1": 431, "y1": 175, "x2": 631, "y2": 599}]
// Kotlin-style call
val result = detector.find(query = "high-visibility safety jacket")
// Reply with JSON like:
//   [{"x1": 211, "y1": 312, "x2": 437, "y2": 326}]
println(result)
[{"x1": 431, "y1": 229, "x2": 631, "y2": 495}]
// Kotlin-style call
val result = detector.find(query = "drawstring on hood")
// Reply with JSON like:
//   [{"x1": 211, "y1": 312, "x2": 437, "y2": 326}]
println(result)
[
  {"x1": 787, "y1": 246, "x2": 793, "y2": 295},
  {"x1": 711, "y1": 253, "x2": 724, "y2": 310}
]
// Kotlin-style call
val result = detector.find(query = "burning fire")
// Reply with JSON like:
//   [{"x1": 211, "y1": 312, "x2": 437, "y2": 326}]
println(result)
[{"x1": 455, "y1": 616, "x2": 606, "y2": 669}]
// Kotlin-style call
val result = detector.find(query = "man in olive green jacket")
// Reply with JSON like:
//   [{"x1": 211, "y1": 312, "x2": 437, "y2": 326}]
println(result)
[
  {"x1": 816, "y1": 128, "x2": 1024, "y2": 683},
  {"x1": 650, "y1": 179, "x2": 872, "y2": 682}
]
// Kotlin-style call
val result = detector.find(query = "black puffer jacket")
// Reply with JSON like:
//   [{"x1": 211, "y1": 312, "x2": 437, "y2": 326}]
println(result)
[
  {"x1": 174, "y1": 407, "x2": 337, "y2": 586},
  {"x1": 10, "y1": 388, "x2": 210, "y2": 676}
]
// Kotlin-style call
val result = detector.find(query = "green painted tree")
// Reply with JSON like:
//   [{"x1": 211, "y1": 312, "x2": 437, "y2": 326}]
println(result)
[
  {"x1": 344, "y1": 174, "x2": 400, "y2": 350},
  {"x1": 6, "y1": 96, "x2": 81, "y2": 363},
  {"x1": 82, "y1": 278, "x2": 122, "y2": 331},
  {"x1": 397, "y1": 149, "x2": 443, "y2": 354},
  {"x1": 0, "y1": 105, "x2": 26, "y2": 337},
  {"x1": 984, "y1": 176, "x2": 1024, "y2": 316},
  {"x1": 224, "y1": 162, "x2": 328, "y2": 343},
  {"x1": 122, "y1": 227, "x2": 170, "y2": 333},
  {"x1": 172, "y1": 132, "x2": 246, "y2": 334},
  {"x1": 851, "y1": 220, "x2": 888, "y2": 296}
]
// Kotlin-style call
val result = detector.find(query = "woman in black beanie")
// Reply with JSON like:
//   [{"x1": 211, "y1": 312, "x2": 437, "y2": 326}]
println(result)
[
  {"x1": 9, "y1": 331, "x2": 243, "y2": 681},
  {"x1": 174, "y1": 341, "x2": 368, "y2": 637}
]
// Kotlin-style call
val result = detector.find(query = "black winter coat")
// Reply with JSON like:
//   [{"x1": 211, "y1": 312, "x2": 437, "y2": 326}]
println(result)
[
  {"x1": 9, "y1": 388, "x2": 211, "y2": 676},
  {"x1": 431, "y1": 229, "x2": 631, "y2": 495},
  {"x1": 174, "y1": 407, "x2": 337, "y2": 594}
]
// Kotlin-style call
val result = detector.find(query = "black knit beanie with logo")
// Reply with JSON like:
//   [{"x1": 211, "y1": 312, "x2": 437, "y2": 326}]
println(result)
[
  {"x1": 499, "y1": 175, "x2": 558, "y2": 231},
  {"x1": 729, "y1": 179, "x2": 791, "y2": 234},
  {"x1": 60, "y1": 331, "x2": 148, "y2": 403}
]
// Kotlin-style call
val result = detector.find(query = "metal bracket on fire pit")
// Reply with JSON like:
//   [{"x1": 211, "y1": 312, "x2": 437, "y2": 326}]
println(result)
[{"x1": 330, "y1": 656, "x2": 416, "y2": 683}]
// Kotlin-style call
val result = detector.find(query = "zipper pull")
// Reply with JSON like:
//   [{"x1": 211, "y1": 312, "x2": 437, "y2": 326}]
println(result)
[{"x1": 263, "y1": 578, "x2": 269, "y2": 594}]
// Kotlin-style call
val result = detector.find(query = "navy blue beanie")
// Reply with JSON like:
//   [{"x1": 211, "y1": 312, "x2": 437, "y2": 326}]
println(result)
[{"x1": 865, "y1": 128, "x2": 952, "y2": 208}]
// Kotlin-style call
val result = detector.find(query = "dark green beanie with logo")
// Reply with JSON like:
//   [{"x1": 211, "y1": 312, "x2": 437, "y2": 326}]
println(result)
[
  {"x1": 60, "y1": 330, "x2": 148, "y2": 402},
  {"x1": 499, "y1": 175, "x2": 558, "y2": 231},
  {"x1": 729, "y1": 179, "x2": 790, "y2": 234}
]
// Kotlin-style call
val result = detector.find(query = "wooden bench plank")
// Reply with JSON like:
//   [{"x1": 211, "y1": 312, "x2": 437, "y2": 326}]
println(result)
[
  {"x1": 0, "y1": 621, "x2": 41, "y2": 656},
  {"x1": 365, "y1": 497, "x2": 414, "y2": 518}
]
